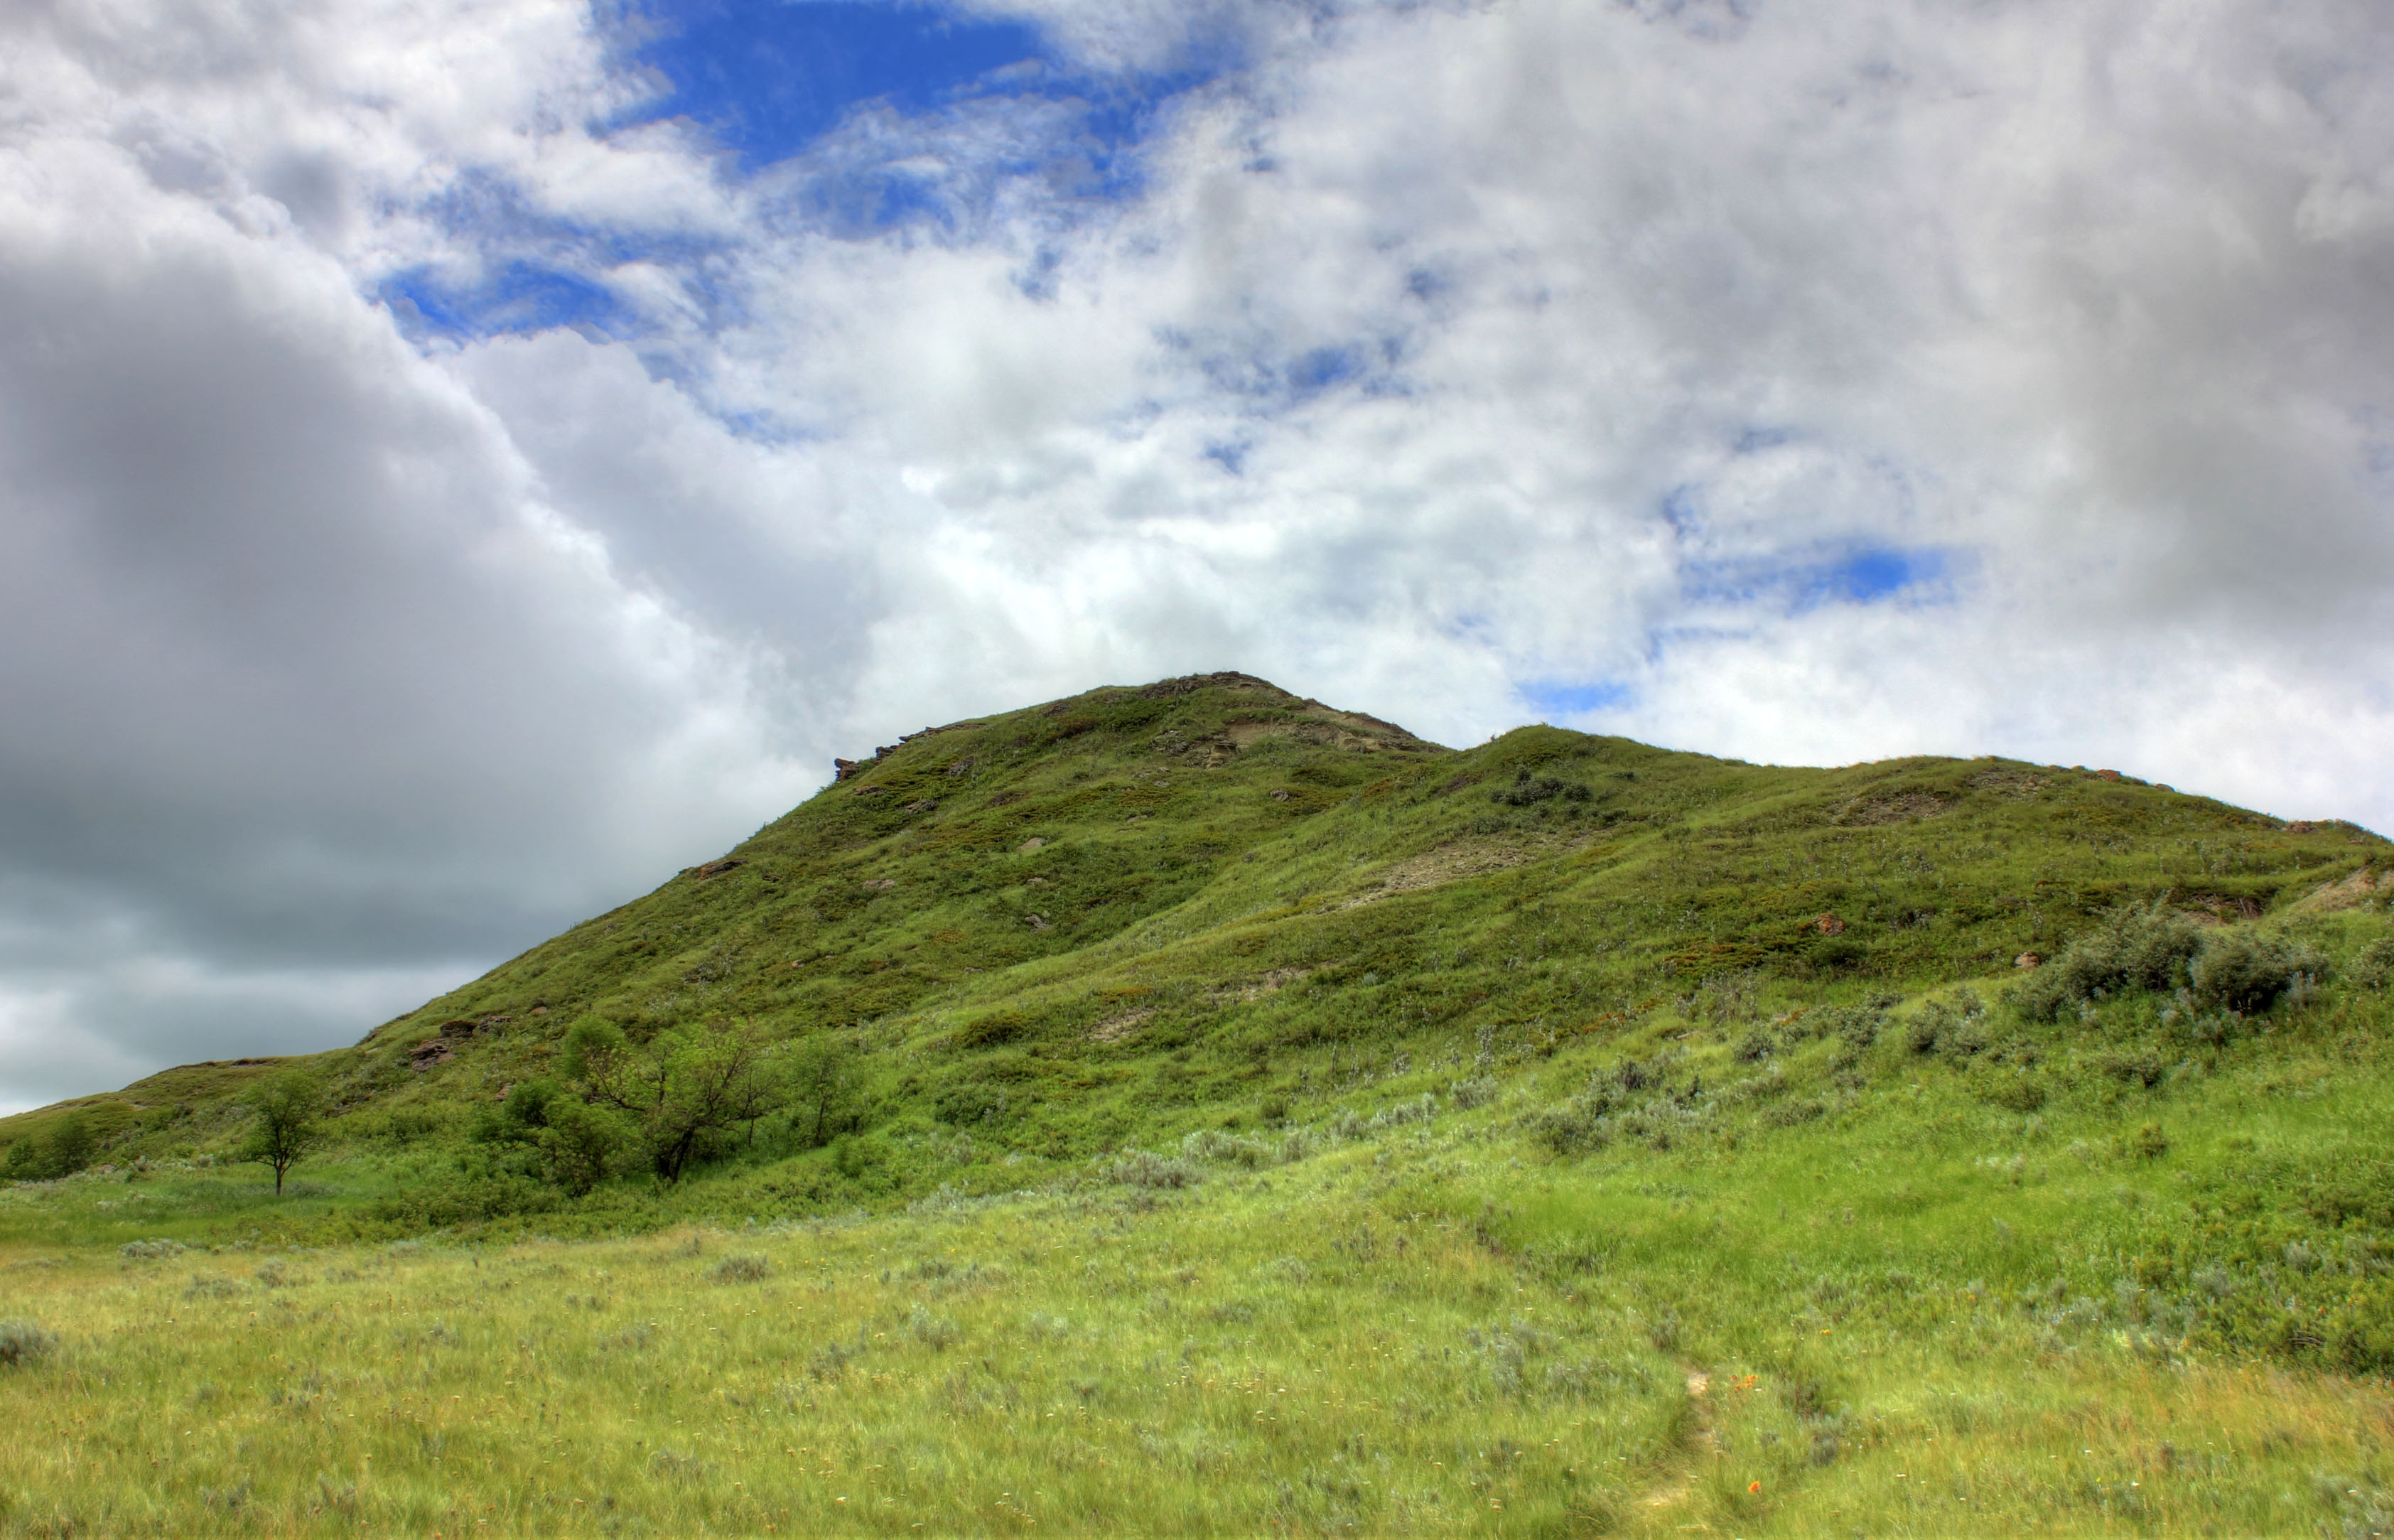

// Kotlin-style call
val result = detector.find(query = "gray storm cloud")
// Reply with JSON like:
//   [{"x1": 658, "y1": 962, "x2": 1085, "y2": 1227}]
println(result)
[{"x1": 1, "y1": 0, "x2": 2389, "y2": 1111}]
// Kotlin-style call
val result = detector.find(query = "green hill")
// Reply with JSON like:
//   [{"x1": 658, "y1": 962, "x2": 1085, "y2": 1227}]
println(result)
[{"x1": 4, "y1": 671, "x2": 2391, "y2": 1536}]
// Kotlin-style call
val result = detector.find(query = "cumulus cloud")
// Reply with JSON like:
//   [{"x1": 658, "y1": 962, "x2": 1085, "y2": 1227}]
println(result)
[{"x1": 1, "y1": 0, "x2": 2389, "y2": 1110}]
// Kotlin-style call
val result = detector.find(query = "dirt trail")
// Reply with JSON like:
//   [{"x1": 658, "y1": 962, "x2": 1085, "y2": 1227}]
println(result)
[{"x1": 1635, "y1": 1368, "x2": 1722, "y2": 1521}]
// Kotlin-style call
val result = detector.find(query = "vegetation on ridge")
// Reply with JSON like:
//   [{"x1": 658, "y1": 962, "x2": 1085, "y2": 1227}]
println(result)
[{"x1": 1, "y1": 670, "x2": 2390, "y2": 1535}]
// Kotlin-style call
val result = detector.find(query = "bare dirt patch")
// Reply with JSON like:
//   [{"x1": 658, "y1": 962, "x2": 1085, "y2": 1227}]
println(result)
[
  {"x1": 1332, "y1": 837, "x2": 1566, "y2": 909},
  {"x1": 1222, "y1": 710, "x2": 1433, "y2": 756},
  {"x1": 1089, "y1": 1009, "x2": 1155, "y2": 1044},
  {"x1": 1832, "y1": 791, "x2": 1951, "y2": 825},
  {"x1": 2292, "y1": 866, "x2": 2385, "y2": 915},
  {"x1": 1970, "y1": 769, "x2": 2055, "y2": 798},
  {"x1": 1202, "y1": 966, "x2": 1321, "y2": 1006}
]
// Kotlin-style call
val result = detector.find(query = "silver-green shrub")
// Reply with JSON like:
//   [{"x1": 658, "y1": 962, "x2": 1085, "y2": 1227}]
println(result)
[
  {"x1": 2011, "y1": 904, "x2": 2204, "y2": 1021},
  {"x1": 0, "y1": 1320, "x2": 57, "y2": 1367},
  {"x1": 2188, "y1": 928, "x2": 2326, "y2": 1013},
  {"x1": 708, "y1": 1253, "x2": 772, "y2": 1284}
]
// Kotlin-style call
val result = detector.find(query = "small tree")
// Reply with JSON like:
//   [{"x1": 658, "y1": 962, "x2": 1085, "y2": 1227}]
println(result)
[
  {"x1": 787, "y1": 1035, "x2": 861, "y2": 1149},
  {"x1": 1, "y1": 1139, "x2": 40, "y2": 1181},
  {"x1": 45, "y1": 1114, "x2": 95, "y2": 1178},
  {"x1": 239, "y1": 1070, "x2": 320, "y2": 1196},
  {"x1": 537, "y1": 1099, "x2": 623, "y2": 1196},
  {"x1": 561, "y1": 1016, "x2": 787, "y2": 1183}
]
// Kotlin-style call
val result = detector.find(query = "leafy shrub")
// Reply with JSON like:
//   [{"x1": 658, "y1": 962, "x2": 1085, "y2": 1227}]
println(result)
[
  {"x1": 1449, "y1": 1076, "x2": 1499, "y2": 1110},
  {"x1": 1180, "y1": 1129, "x2": 1307, "y2": 1168},
  {"x1": 0, "y1": 1320, "x2": 58, "y2": 1367},
  {"x1": 908, "y1": 1305, "x2": 958, "y2": 1349},
  {"x1": 1490, "y1": 769, "x2": 1592, "y2": 807},
  {"x1": 537, "y1": 1099, "x2": 622, "y2": 1197},
  {"x1": 2012, "y1": 904, "x2": 2204, "y2": 1021},
  {"x1": 119, "y1": 1239, "x2": 186, "y2": 1260},
  {"x1": 1533, "y1": 1094, "x2": 1613, "y2": 1156},
  {"x1": 648, "y1": 1448, "x2": 708, "y2": 1480},
  {"x1": 3, "y1": 1116, "x2": 97, "y2": 1181},
  {"x1": 2187, "y1": 928, "x2": 2324, "y2": 1013},
  {"x1": 470, "y1": 1077, "x2": 560, "y2": 1146},
  {"x1": 1979, "y1": 1074, "x2": 2048, "y2": 1113},
  {"x1": 710, "y1": 1254, "x2": 772, "y2": 1284},
  {"x1": 806, "y1": 1337, "x2": 863, "y2": 1380},
  {"x1": 1332, "y1": 1093, "x2": 1438, "y2": 1139},
  {"x1": 2351, "y1": 937, "x2": 2394, "y2": 991},
  {"x1": 2098, "y1": 1051, "x2": 2167, "y2": 1089},
  {"x1": 1110, "y1": 1152, "x2": 1200, "y2": 1189},
  {"x1": 1821, "y1": 1006, "x2": 1885, "y2": 1048}
]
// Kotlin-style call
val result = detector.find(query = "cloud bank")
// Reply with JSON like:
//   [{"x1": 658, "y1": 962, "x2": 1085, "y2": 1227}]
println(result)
[{"x1": 1, "y1": 0, "x2": 2388, "y2": 1110}]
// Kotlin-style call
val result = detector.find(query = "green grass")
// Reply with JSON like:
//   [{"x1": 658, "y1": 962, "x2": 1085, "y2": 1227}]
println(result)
[{"x1": 3, "y1": 672, "x2": 2392, "y2": 1534}]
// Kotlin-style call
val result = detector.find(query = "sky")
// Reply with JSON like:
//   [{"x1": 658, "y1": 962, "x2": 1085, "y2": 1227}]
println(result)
[{"x1": 1, "y1": 0, "x2": 2390, "y2": 1114}]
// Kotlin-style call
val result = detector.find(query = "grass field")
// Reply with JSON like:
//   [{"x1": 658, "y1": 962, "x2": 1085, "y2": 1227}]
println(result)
[
  {"x1": 8, "y1": 934, "x2": 2394, "y2": 1535},
  {"x1": 3, "y1": 674, "x2": 2392, "y2": 1534}
]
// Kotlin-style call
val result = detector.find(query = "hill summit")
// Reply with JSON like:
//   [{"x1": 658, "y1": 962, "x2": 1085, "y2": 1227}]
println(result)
[{"x1": 1, "y1": 668, "x2": 2381, "y2": 1202}]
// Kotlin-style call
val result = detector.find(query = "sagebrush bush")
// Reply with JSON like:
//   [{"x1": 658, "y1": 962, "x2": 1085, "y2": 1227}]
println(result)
[
  {"x1": 709, "y1": 1254, "x2": 772, "y2": 1284},
  {"x1": 1180, "y1": 1128, "x2": 1308, "y2": 1168},
  {"x1": 2188, "y1": 928, "x2": 2324, "y2": 1014},
  {"x1": 119, "y1": 1239, "x2": 185, "y2": 1259},
  {"x1": 2351, "y1": 936, "x2": 2394, "y2": 991},
  {"x1": 2012, "y1": 904, "x2": 2204, "y2": 1021},
  {"x1": 0, "y1": 1320, "x2": 57, "y2": 1367},
  {"x1": 1110, "y1": 1152, "x2": 1200, "y2": 1188}
]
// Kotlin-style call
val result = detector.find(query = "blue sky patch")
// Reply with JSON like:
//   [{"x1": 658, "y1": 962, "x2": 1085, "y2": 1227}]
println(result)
[
  {"x1": 1524, "y1": 679, "x2": 1634, "y2": 717},
  {"x1": 610, "y1": 0, "x2": 1229, "y2": 203},
  {"x1": 1287, "y1": 345, "x2": 1361, "y2": 400},
  {"x1": 615, "y1": 0, "x2": 1050, "y2": 170},
  {"x1": 1681, "y1": 542, "x2": 1955, "y2": 613},
  {"x1": 378, "y1": 262, "x2": 634, "y2": 343},
  {"x1": 1804, "y1": 545, "x2": 1941, "y2": 605}
]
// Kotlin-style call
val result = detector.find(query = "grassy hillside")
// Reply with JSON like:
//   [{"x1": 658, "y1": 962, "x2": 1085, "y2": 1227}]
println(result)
[{"x1": 3, "y1": 671, "x2": 2391, "y2": 1536}]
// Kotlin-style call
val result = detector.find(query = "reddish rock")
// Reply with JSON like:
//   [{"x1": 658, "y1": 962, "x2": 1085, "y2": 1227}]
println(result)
[
  {"x1": 2286, "y1": 820, "x2": 2316, "y2": 834},
  {"x1": 1813, "y1": 913, "x2": 1845, "y2": 936},
  {"x1": 2098, "y1": 769, "x2": 2121, "y2": 782},
  {"x1": 2015, "y1": 952, "x2": 2042, "y2": 969},
  {"x1": 832, "y1": 758, "x2": 861, "y2": 782}
]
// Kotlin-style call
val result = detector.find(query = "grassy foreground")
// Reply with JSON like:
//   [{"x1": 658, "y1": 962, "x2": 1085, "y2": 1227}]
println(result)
[{"x1": 6, "y1": 957, "x2": 2394, "y2": 1536}]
